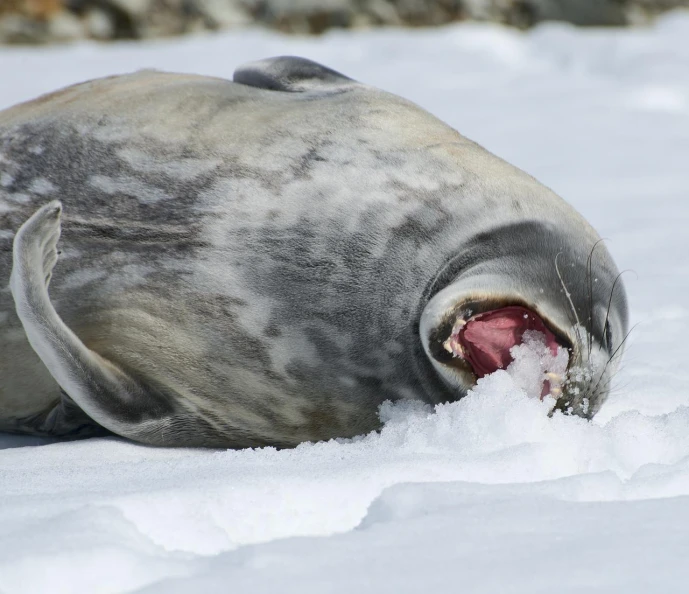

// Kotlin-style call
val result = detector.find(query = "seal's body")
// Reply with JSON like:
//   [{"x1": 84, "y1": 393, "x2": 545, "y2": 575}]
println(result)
[{"x1": 0, "y1": 58, "x2": 628, "y2": 447}]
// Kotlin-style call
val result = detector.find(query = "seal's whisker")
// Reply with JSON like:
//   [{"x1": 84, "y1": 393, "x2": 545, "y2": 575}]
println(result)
[
  {"x1": 604, "y1": 378, "x2": 633, "y2": 398},
  {"x1": 602, "y1": 269, "x2": 636, "y2": 350},
  {"x1": 601, "y1": 366, "x2": 632, "y2": 396},
  {"x1": 592, "y1": 372, "x2": 633, "y2": 403},
  {"x1": 586, "y1": 239, "x2": 606, "y2": 359},
  {"x1": 555, "y1": 252, "x2": 584, "y2": 358},
  {"x1": 603, "y1": 272, "x2": 622, "y2": 348},
  {"x1": 591, "y1": 323, "x2": 637, "y2": 397}
]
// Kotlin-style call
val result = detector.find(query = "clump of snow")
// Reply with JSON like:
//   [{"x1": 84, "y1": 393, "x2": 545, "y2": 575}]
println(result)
[
  {"x1": 1, "y1": 9, "x2": 689, "y2": 594},
  {"x1": 503, "y1": 329, "x2": 569, "y2": 400}
]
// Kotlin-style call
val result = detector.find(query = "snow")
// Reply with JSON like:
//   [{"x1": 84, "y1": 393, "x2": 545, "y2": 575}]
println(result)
[
  {"x1": 504, "y1": 330, "x2": 570, "y2": 400},
  {"x1": 2, "y1": 11, "x2": 689, "y2": 593}
]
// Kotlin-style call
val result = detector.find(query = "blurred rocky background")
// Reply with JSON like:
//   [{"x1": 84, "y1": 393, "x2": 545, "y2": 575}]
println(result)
[{"x1": 0, "y1": 0, "x2": 687, "y2": 43}]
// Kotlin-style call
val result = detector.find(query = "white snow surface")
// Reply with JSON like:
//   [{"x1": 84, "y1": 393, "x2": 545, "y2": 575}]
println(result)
[{"x1": 2, "y1": 12, "x2": 689, "y2": 593}]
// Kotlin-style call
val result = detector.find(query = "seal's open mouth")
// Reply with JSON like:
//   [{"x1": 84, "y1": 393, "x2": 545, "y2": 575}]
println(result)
[
  {"x1": 442, "y1": 305, "x2": 561, "y2": 378},
  {"x1": 440, "y1": 304, "x2": 572, "y2": 400}
]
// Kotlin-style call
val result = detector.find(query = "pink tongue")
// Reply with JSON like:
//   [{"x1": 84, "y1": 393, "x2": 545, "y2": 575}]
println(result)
[{"x1": 458, "y1": 306, "x2": 559, "y2": 378}]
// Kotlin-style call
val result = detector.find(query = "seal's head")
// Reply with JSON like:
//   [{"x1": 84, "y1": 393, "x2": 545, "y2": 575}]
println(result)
[{"x1": 420, "y1": 220, "x2": 629, "y2": 418}]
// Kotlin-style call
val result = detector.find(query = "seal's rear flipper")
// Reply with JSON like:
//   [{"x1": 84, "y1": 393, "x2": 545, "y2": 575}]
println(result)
[
  {"x1": 10, "y1": 202, "x2": 179, "y2": 445},
  {"x1": 233, "y1": 56, "x2": 356, "y2": 93}
]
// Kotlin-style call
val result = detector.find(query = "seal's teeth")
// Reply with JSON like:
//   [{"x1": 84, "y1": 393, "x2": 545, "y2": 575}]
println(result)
[
  {"x1": 545, "y1": 372, "x2": 563, "y2": 384},
  {"x1": 443, "y1": 336, "x2": 463, "y2": 357},
  {"x1": 550, "y1": 386, "x2": 563, "y2": 398},
  {"x1": 442, "y1": 319, "x2": 468, "y2": 357}
]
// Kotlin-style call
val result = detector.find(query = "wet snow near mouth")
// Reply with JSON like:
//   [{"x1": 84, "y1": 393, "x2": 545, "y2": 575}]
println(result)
[{"x1": 2, "y1": 11, "x2": 689, "y2": 593}]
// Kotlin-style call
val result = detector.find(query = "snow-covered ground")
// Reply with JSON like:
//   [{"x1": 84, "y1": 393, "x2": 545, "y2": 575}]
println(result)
[{"x1": 2, "y1": 11, "x2": 689, "y2": 593}]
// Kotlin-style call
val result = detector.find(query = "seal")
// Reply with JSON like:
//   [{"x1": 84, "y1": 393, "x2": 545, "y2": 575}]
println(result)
[{"x1": 0, "y1": 57, "x2": 629, "y2": 447}]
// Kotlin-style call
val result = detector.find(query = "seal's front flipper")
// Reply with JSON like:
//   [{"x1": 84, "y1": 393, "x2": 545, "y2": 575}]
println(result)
[
  {"x1": 233, "y1": 56, "x2": 357, "y2": 93},
  {"x1": 15, "y1": 390, "x2": 112, "y2": 439},
  {"x1": 10, "y1": 202, "x2": 177, "y2": 445}
]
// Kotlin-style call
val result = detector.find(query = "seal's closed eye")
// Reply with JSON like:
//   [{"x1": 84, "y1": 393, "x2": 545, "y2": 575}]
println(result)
[{"x1": 233, "y1": 56, "x2": 355, "y2": 93}]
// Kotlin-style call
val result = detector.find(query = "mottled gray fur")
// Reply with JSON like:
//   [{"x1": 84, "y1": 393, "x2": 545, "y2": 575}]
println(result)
[{"x1": 0, "y1": 57, "x2": 628, "y2": 447}]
